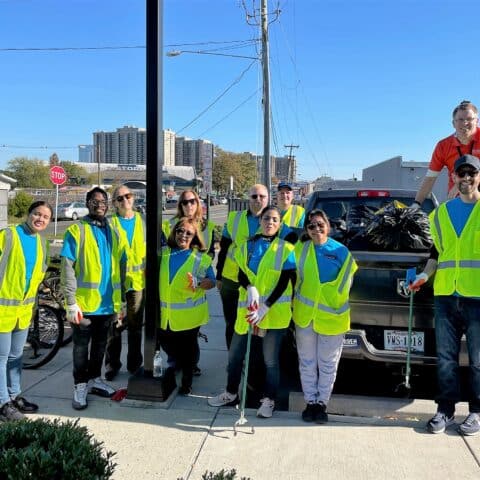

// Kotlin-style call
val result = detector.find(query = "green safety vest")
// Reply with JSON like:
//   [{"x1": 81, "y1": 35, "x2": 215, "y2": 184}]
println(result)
[
  {"x1": 66, "y1": 221, "x2": 123, "y2": 314},
  {"x1": 0, "y1": 226, "x2": 48, "y2": 332},
  {"x1": 159, "y1": 247, "x2": 212, "y2": 331},
  {"x1": 292, "y1": 240, "x2": 358, "y2": 335},
  {"x1": 222, "y1": 210, "x2": 260, "y2": 282},
  {"x1": 111, "y1": 213, "x2": 146, "y2": 291},
  {"x1": 163, "y1": 217, "x2": 216, "y2": 252},
  {"x1": 234, "y1": 237, "x2": 295, "y2": 335},
  {"x1": 430, "y1": 201, "x2": 480, "y2": 297},
  {"x1": 282, "y1": 205, "x2": 305, "y2": 228}
]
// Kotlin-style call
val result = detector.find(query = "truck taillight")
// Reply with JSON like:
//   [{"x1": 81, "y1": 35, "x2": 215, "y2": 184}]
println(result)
[{"x1": 357, "y1": 190, "x2": 390, "y2": 197}]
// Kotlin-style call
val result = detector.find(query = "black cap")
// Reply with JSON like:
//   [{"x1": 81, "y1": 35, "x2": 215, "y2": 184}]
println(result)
[
  {"x1": 454, "y1": 154, "x2": 480, "y2": 172},
  {"x1": 277, "y1": 182, "x2": 293, "y2": 191}
]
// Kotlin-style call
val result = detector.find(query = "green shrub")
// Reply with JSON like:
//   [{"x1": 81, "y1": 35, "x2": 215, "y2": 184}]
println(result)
[
  {"x1": 0, "y1": 418, "x2": 116, "y2": 480},
  {"x1": 179, "y1": 469, "x2": 251, "y2": 480},
  {"x1": 7, "y1": 191, "x2": 33, "y2": 218}
]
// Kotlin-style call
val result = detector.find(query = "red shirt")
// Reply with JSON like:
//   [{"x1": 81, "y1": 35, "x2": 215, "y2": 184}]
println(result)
[{"x1": 429, "y1": 128, "x2": 480, "y2": 193}]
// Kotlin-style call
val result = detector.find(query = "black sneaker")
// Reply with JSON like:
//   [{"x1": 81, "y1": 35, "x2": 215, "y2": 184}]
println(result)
[
  {"x1": 426, "y1": 412, "x2": 455, "y2": 434},
  {"x1": 13, "y1": 396, "x2": 39, "y2": 413},
  {"x1": 302, "y1": 402, "x2": 319, "y2": 423},
  {"x1": 178, "y1": 385, "x2": 192, "y2": 396},
  {"x1": 458, "y1": 413, "x2": 480, "y2": 436},
  {"x1": 315, "y1": 402, "x2": 328, "y2": 424},
  {"x1": 0, "y1": 402, "x2": 25, "y2": 422}
]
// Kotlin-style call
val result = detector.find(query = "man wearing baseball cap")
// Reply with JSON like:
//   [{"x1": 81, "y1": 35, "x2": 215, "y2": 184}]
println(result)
[
  {"x1": 410, "y1": 154, "x2": 480, "y2": 436},
  {"x1": 277, "y1": 182, "x2": 305, "y2": 235}
]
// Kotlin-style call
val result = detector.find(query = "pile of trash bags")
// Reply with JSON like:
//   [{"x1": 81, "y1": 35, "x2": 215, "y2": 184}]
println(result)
[{"x1": 337, "y1": 201, "x2": 433, "y2": 252}]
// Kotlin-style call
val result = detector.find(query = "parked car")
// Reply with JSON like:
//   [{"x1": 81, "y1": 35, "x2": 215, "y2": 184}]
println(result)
[
  {"x1": 135, "y1": 198, "x2": 146, "y2": 214},
  {"x1": 55, "y1": 202, "x2": 89, "y2": 221},
  {"x1": 219, "y1": 197, "x2": 228, "y2": 205}
]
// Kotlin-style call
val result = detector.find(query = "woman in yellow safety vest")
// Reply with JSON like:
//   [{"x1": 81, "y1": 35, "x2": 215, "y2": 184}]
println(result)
[
  {"x1": 105, "y1": 185, "x2": 146, "y2": 380},
  {"x1": 162, "y1": 189, "x2": 216, "y2": 376},
  {"x1": 208, "y1": 205, "x2": 296, "y2": 419},
  {"x1": 293, "y1": 209, "x2": 358, "y2": 424},
  {"x1": 159, "y1": 217, "x2": 215, "y2": 395},
  {"x1": 0, "y1": 201, "x2": 52, "y2": 422}
]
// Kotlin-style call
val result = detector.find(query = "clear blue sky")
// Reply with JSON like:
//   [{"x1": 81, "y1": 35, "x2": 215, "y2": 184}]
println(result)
[{"x1": 1, "y1": 0, "x2": 480, "y2": 181}]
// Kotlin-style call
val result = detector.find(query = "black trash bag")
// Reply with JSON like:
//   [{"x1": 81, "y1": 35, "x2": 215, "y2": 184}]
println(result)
[{"x1": 348, "y1": 202, "x2": 433, "y2": 252}]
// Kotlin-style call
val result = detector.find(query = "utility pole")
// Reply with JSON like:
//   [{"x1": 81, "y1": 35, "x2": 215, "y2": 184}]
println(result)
[
  {"x1": 284, "y1": 144, "x2": 299, "y2": 183},
  {"x1": 261, "y1": 0, "x2": 271, "y2": 195}
]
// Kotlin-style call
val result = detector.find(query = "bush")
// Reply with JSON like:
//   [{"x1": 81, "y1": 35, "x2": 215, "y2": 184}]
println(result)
[
  {"x1": 7, "y1": 191, "x2": 33, "y2": 218},
  {"x1": 0, "y1": 418, "x2": 116, "y2": 480},
  {"x1": 179, "y1": 469, "x2": 251, "y2": 480}
]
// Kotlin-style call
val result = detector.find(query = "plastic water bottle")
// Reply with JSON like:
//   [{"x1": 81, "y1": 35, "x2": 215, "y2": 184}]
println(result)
[{"x1": 153, "y1": 350, "x2": 164, "y2": 378}]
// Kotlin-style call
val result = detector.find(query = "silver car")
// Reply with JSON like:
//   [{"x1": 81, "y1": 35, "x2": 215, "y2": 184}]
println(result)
[{"x1": 55, "y1": 202, "x2": 89, "y2": 220}]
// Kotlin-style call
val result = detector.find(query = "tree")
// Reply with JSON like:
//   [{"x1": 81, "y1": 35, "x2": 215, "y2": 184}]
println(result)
[
  {"x1": 212, "y1": 147, "x2": 258, "y2": 196},
  {"x1": 61, "y1": 161, "x2": 90, "y2": 185},
  {"x1": 5, "y1": 157, "x2": 51, "y2": 188},
  {"x1": 8, "y1": 190, "x2": 33, "y2": 218}
]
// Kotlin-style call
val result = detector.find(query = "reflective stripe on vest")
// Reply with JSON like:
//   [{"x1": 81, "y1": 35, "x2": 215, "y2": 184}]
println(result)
[
  {"x1": 433, "y1": 209, "x2": 443, "y2": 252},
  {"x1": 0, "y1": 228, "x2": 13, "y2": 284},
  {"x1": 294, "y1": 291, "x2": 350, "y2": 314},
  {"x1": 160, "y1": 297, "x2": 207, "y2": 310},
  {"x1": 76, "y1": 224, "x2": 100, "y2": 289},
  {"x1": 238, "y1": 294, "x2": 291, "y2": 308}
]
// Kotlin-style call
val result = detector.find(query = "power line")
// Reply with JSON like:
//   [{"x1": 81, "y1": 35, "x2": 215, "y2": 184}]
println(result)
[{"x1": 1, "y1": 144, "x2": 77, "y2": 149}]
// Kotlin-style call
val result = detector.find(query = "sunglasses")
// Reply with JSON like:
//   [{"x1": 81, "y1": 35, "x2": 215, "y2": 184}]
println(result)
[
  {"x1": 181, "y1": 198, "x2": 196, "y2": 206},
  {"x1": 307, "y1": 222, "x2": 327, "y2": 230},
  {"x1": 250, "y1": 194, "x2": 267, "y2": 200},
  {"x1": 176, "y1": 228, "x2": 194, "y2": 237},
  {"x1": 456, "y1": 169, "x2": 479, "y2": 178},
  {"x1": 116, "y1": 193, "x2": 133, "y2": 202}
]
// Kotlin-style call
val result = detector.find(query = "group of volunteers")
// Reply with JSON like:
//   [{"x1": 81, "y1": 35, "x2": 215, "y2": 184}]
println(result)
[{"x1": 0, "y1": 99, "x2": 478, "y2": 437}]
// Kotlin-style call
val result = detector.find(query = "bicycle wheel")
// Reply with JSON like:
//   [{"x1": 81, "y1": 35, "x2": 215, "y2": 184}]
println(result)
[{"x1": 23, "y1": 305, "x2": 64, "y2": 369}]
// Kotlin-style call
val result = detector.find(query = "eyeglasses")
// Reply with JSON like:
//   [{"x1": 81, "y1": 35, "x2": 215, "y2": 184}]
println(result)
[
  {"x1": 176, "y1": 228, "x2": 194, "y2": 237},
  {"x1": 307, "y1": 222, "x2": 327, "y2": 230},
  {"x1": 89, "y1": 200, "x2": 107, "y2": 207},
  {"x1": 250, "y1": 194, "x2": 267, "y2": 200},
  {"x1": 262, "y1": 216, "x2": 280, "y2": 223},
  {"x1": 115, "y1": 193, "x2": 133, "y2": 202},
  {"x1": 456, "y1": 169, "x2": 479, "y2": 178},
  {"x1": 181, "y1": 198, "x2": 196, "y2": 206},
  {"x1": 454, "y1": 117, "x2": 477, "y2": 124}
]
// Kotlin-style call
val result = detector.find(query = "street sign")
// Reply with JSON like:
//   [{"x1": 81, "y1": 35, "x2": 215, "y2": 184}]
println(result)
[{"x1": 50, "y1": 166, "x2": 67, "y2": 186}]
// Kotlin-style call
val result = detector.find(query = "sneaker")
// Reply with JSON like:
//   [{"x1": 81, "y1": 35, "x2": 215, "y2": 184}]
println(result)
[
  {"x1": 426, "y1": 412, "x2": 455, "y2": 434},
  {"x1": 13, "y1": 396, "x2": 39, "y2": 413},
  {"x1": 257, "y1": 397, "x2": 275, "y2": 418},
  {"x1": 459, "y1": 413, "x2": 480, "y2": 436},
  {"x1": 208, "y1": 390, "x2": 239, "y2": 407},
  {"x1": 302, "y1": 402, "x2": 319, "y2": 423},
  {"x1": 315, "y1": 402, "x2": 328, "y2": 424},
  {"x1": 178, "y1": 385, "x2": 192, "y2": 396},
  {"x1": 104, "y1": 367, "x2": 119, "y2": 381},
  {"x1": 72, "y1": 383, "x2": 88, "y2": 410},
  {"x1": 0, "y1": 401, "x2": 25, "y2": 422},
  {"x1": 88, "y1": 377, "x2": 116, "y2": 398}
]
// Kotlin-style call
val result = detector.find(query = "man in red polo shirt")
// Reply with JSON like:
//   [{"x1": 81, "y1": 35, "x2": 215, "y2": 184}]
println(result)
[{"x1": 413, "y1": 100, "x2": 480, "y2": 208}]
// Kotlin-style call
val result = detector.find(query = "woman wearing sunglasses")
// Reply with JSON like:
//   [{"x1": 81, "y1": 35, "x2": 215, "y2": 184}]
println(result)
[
  {"x1": 0, "y1": 201, "x2": 52, "y2": 422},
  {"x1": 293, "y1": 209, "x2": 358, "y2": 424},
  {"x1": 209, "y1": 205, "x2": 296, "y2": 418},
  {"x1": 104, "y1": 185, "x2": 146, "y2": 381},
  {"x1": 159, "y1": 217, "x2": 215, "y2": 395}
]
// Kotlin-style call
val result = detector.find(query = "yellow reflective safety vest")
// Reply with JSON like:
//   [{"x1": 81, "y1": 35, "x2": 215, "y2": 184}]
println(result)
[
  {"x1": 293, "y1": 240, "x2": 358, "y2": 335},
  {"x1": 163, "y1": 217, "x2": 215, "y2": 252},
  {"x1": 66, "y1": 221, "x2": 123, "y2": 314},
  {"x1": 0, "y1": 226, "x2": 48, "y2": 332},
  {"x1": 222, "y1": 210, "x2": 260, "y2": 282},
  {"x1": 159, "y1": 247, "x2": 212, "y2": 331},
  {"x1": 429, "y1": 200, "x2": 480, "y2": 297},
  {"x1": 111, "y1": 213, "x2": 146, "y2": 291},
  {"x1": 282, "y1": 204, "x2": 305, "y2": 228},
  {"x1": 234, "y1": 237, "x2": 295, "y2": 335}
]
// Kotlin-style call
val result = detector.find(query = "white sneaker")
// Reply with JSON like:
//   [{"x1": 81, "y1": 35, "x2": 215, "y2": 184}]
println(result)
[
  {"x1": 257, "y1": 397, "x2": 275, "y2": 418},
  {"x1": 72, "y1": 383, "x2": 88, "y2": 410},
  {"x1": 208, "y1": 390, "x2": 239, "y2": 407},
  {"x1": 88, "y1": 377, "x2": 116, "y2": 398}
]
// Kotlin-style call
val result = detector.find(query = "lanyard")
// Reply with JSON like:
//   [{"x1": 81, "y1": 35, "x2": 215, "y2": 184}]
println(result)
[{"x1": 456, "y1": 141, "x2": 474, "y2": 158}]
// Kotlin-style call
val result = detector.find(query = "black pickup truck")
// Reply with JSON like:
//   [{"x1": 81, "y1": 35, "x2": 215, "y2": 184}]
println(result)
[{"x1": 305, "y1": 188, "x2": 468, "y2": 367}]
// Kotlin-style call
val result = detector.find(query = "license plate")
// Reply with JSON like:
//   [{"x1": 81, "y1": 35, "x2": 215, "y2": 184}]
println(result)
[{"x1": 384, "y1": 330, "x2": 425, "y2": 353}]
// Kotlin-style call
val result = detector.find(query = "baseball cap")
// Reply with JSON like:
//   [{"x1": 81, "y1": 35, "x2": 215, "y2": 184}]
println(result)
[
  {"x1": 277, "y1": 182, "x2": 293, "y2": 191},
  {"x1": 454, "y1": 154, "x2": 480, "y2": 172}
]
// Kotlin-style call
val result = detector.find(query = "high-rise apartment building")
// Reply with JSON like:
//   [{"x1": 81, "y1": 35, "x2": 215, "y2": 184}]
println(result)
[
  {"x1": 93, "y1": 126, "x2": 146, "y2": 165},
  {"x1": 161, "y1": 129, "x2": 176, "y2": 166},
  {"x1": 78, "y1": 145, "x2": 94, "y2": 163}
]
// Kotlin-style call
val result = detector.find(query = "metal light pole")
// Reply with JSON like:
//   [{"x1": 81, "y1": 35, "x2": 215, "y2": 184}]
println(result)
[{"x1": 261, "y1": 0, "x2": 271, "y2": 195}]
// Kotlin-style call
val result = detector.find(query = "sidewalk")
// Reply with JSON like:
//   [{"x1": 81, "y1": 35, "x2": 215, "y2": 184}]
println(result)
[{"x1": 22, "y1": 289, "x2": 480, "y2": 480}]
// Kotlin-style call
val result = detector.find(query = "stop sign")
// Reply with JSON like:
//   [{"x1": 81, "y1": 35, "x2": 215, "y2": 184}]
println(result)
[{"x1": 50, "y1": 166, "x2": 67, "y2": 186}]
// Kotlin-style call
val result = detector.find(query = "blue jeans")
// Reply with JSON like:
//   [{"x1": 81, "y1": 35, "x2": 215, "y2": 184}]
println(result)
[
  {"x1": 434, "y1": 296, "x2": 480, "y2": 415},
  {"x1": 0, "y1": 327, "x2": 29, "y2": 406},
  {"x1": 226, "y1": 328, "x2": 286, "y2": 400}
]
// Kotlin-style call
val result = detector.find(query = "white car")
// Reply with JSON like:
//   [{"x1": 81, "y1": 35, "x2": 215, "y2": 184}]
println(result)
[{"x1": 55, "y1": 202, "x2": 89, "y2": 220}]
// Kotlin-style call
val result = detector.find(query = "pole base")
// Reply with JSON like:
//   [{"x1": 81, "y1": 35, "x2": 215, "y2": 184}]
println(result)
[{"x1": 126, "y1": 366, "x2": 176, "y2": 402}]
